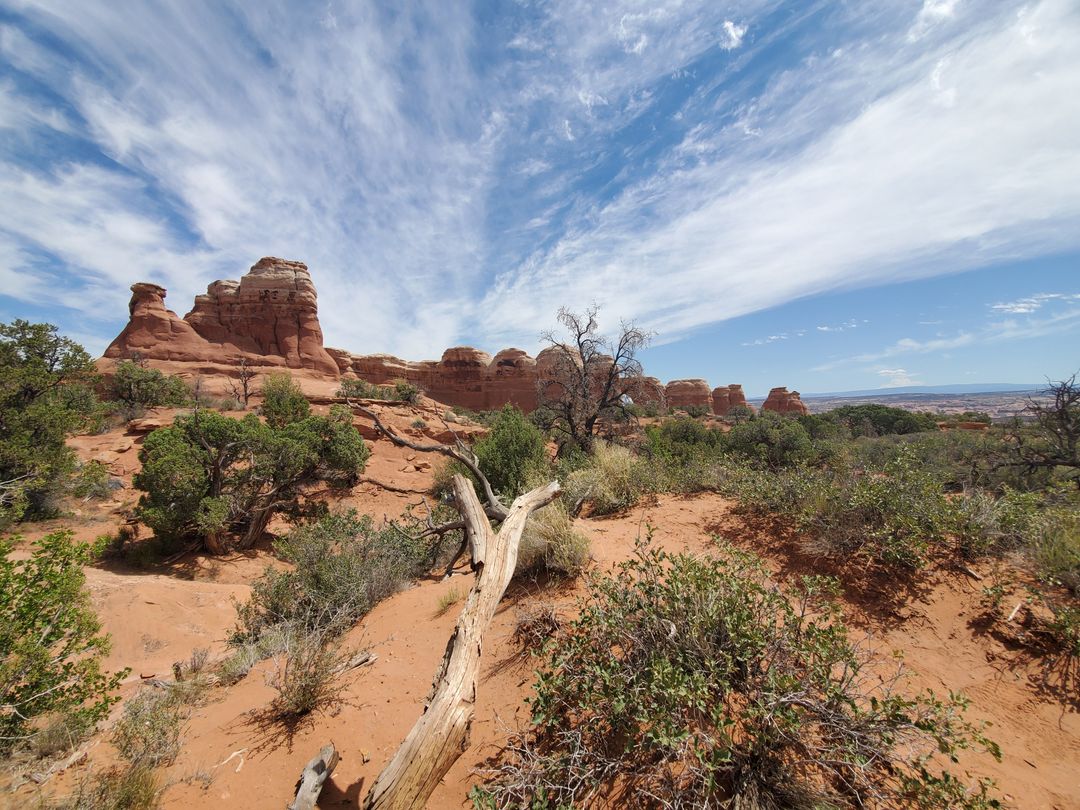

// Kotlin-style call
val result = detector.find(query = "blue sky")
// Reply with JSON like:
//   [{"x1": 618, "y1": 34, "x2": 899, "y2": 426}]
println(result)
[{"x1": 0, "y1": 0, "x2": 1077, "y2": 396}]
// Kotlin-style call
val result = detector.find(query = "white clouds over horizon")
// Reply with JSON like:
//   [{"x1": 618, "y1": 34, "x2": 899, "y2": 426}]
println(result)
[{"x1": 0, "y1": 0, "x2": 1077, "y2": 369}]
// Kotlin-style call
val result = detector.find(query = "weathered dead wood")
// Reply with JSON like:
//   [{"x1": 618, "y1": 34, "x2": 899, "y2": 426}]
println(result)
[
  {"x1": 363, "y1": 474, "x2": 560, "y2": 810},
  {"x1": 289, "y1": 742, "x2": 340, "y2": 810},
  {"x1": 335, "y1": 650, "x2": 377, "y2": 673}
]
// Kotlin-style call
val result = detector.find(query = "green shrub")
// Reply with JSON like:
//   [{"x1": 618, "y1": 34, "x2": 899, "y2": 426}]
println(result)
[
  {"x1": 393, "y1": 380, "x2": 421, "y2": 404},
  {"x1": 134, "y1": 407, "x2": 368, "y2": 552},
  {"x1": 269, "y1": 629, "x2": 344, "y2": 717},
  {"x1": 0, "y1": 321, "x2": 101, "y2": 523},
  {"x1": 0, "y1": 531, "x2": 127, "y2": 753},
  {"x1": 109, "y1": 360, "x2": 189, "y2": 409},
  {"x1": 234, "y1": 510, "x2": 427, "y2": 643},
  {"x1": 337, "y1": 377, "x2": 422, "y2": 404},
  {"x1": 831, "y1": 403, "x2": 939, "y2": 436},
  {"x1": 473, "y1": 405, "x2": 550, "y2": 499},
  {"x1": 724, "y1": 410, "x2": 814, "y2": 468},
  {"x1": 1029, "y1": 506, "x2": 1080, "y2": 594},
  {"x1": 477, "y1": 538, "x2": 1000, "y2": 808},
  {"x1": 57, "y1": 764, "x2": 159, "y2": 810},
  {"x1": 259, "y1": 372, "x2": 310, "y2": 428}
]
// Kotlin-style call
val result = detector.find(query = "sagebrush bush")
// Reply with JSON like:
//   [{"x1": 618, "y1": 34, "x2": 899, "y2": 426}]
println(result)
[
  {"x1": 475, "y1": 538, "x2": 1001, "y2": 809},
  {"x1": 337, "y1": 377, "x2": 422, "y2": 404},
  {"x1": 1028, "y1": 505, "x2": 1080, "y2": 594},
  {"x1": 724, "y1": 410, "x2": 814, "y2": 468},
  {"x1": 564, "y1": 441, "x2": 647, "y2": 516},
  {"x1": 111, "y1": 689, "x2": 183, "y2": 768},
  {"x1": 269, "y1": 629, "x2": 344, "y2": 717},
  {"x1": 234, "y1": 510, "x2": 428, "y2": 643},
  {"x1": 57, "y1": 764, "x2": 159, "y2": 810}
]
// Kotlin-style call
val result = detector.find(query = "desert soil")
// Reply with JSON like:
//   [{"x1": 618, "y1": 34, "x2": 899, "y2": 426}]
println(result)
[{"x1": 4, "y1": 403, "x2": 1079, "y2": 809}]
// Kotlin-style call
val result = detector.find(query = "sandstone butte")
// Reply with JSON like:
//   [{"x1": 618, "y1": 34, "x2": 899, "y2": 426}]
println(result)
[{"x1": 103, "y1": 257, "x2": 807, "y2": 416}]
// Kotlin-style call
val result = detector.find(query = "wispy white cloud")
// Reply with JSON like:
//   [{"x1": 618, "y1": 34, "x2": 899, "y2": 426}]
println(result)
[
  {"x1": 721, "y1": 20, "x2": 748, "y2": 49},
  {"x1": 908, "y1": 0, "x2": 962, "y2": 41},
  {"x1": 816, "y1": 318, "x2": 866, "y2": 333},
  {"x1": 0, "y1": 0, "x2": 1077, "y2": 370},
  {"x1": 990, "y1": 292, "x2": 1080, "y2": 314},
  {"x1": 477, "y1": 0, "x2": 1080, "y2": 349},
  {"x1": 815, "y1": 294, "x2": 1080, "y2": 371}
]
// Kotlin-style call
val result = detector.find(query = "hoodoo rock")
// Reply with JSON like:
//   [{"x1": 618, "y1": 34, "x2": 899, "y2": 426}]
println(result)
[
  {"x1": 665, "y1": 379, "x2": 713, "y2": 411},
  {"x1": 104, "y1": 256, "x2": 803, "y2": 418},
  {"x1": 728, "y1": 384, "x2": 751, "y2": 411},
  {"x1": 712, "y1": 386, "x2": 732, "y2": 416},
  {"x1": 761, "y1": 387, "x2": 809, "y2": 416},
  {"x1": 104, "y1": 258, "x2": 337, "y2": 375},
  {"x1": 103, "y1": 283, "x2": 209, "y2": 363}
]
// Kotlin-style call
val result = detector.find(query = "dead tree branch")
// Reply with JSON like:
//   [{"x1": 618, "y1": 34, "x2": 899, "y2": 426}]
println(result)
[
  {"x1": 362, "y1": 474, "x2": 560, "y2": 810},
  {"x1": 289, "y1": 742, "x2": 340, "y2": 810}
]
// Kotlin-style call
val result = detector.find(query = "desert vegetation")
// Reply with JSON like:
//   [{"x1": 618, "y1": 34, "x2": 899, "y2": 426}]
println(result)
[{"x1": 1, "y1": 317, "x2": 1077, "y2": 809}]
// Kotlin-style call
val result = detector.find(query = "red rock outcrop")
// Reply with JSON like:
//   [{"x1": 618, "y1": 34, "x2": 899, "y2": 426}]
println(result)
[
  {"x1": 712, "y1": 386, "x2": 732, "y2": 416},
  {"x1": 665, "y1": 379, "x2": 712, "y2": 411},
  {"x1": 104, "y1": 256, "x2": 804, "y2": 418},
  {"x1": 103, "y1": 283, "x2": 210, "y2": 363},
  {"x1": 761, "y1": 387, "x2": 809, "y2": 416},
  {"x1": 104, "y1": 258, "x2": 337, "y2": 375},
  {"x1": 728, "y1": 384, "x2": 751, "y2": 411}
]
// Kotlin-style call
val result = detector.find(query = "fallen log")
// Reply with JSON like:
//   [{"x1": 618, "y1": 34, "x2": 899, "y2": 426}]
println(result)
[
  {"x1": 363, "y1": 474, "x2": 560, "y2": 810},
  {"x1": 289, "y1": 742, "x2": 340, "y2": 810}
]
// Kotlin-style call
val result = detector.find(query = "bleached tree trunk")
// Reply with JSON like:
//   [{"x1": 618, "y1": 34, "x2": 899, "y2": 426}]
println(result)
[
  {"x1": 289, "y1": 743, "x2": 340, "y2": 810},
  {"x1": 363, "y1": 474, "x2": 560, "y2": 810}
]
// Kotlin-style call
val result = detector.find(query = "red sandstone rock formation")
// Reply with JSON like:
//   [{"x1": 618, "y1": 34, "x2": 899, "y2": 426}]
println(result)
[
  {"x1": 761, "y1": 387, "x2": 809, "y2": 416},
  {"x1": 712, "y1": 386, "x2": 732, "y2": 416},
  {"x1": 665, "y1": 379, "x2": 712, "y2": 411},
  {"x1": 103, "y1": 283, "x2": 210, "y2": 363},
  {"x1": 104, "y1": 258, "x2": 337, "y2": 374},
  {"x1": 728, "y1": 384, "x2": 752, "y2": 412},
  {"x1": 104, "y1": 257, "x2": 799, "y2": 418}
]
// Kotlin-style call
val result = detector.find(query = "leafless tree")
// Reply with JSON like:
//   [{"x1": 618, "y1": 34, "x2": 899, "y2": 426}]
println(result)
[
  {"x1": 228, "y1": 357, "x2": 257, "y2": 408},
  {"x1": 1008, "y1": 372, "x2": 1080, "y2": 488},
  {"x1": 536, "y1": 305, "x2": 653, "y2": 454}
]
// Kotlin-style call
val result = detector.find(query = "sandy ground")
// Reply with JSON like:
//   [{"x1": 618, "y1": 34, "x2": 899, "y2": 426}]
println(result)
[{"x1": 4, "y1": 404, "x2": 1079, "y2": 809}]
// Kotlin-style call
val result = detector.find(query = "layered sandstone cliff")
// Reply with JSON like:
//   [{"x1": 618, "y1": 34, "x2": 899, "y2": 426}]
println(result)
[{"x1": 105, "y1": 258, "x2": 803, "y2": 417}]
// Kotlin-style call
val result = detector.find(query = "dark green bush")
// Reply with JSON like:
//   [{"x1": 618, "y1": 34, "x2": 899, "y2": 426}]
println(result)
[
  {"x1": 0, "y1": 321, "x2": 100, "y2": 523},
  {"x1": 260, "y1": 371, "x2": 310, "y2": 428},
  {"x1": 0, "y1": 531, "x2": 127, "y2": 753},
  {"x1": 473, "y1": 405, "x2": 550, "y2": 499},
  {"x1": 831, "y1": 403, "x2": 938, "y2": 436},
  {"x1": 134, "y1": 406, "x2": 368, "y2": 553},
  {"x1": 109, "y1": 360, "x2": 189, "y2": 409},
  {"x1": 476, "y1": 538, "x2": 999, "y2": 808},
  {"x1": 724, "y1": 410, "x2": 814, "y2": 468}
]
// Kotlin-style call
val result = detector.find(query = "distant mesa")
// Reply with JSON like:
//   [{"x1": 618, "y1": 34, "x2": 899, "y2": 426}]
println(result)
[{"x1": 104, "y1": 257, "x2": 801, "y2": 417}]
